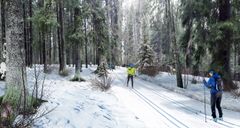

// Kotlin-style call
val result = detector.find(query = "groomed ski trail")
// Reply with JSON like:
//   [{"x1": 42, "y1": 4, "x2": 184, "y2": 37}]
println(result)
[{"x1": 109, "y1": 67, "x2": 240, "y2": 128}]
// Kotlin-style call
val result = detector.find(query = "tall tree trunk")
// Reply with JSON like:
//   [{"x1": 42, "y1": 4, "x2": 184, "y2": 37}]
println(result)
[
  {"x1": 66, "y1": 48, "x2": 70, "y2": 65},
  {"x1": 93, "y1": 16, "x2": 100, "y2": 66},
  {"x1": 53, "y1": 29, "x2": 58, "y2": 64},
  {"x1": 92, "y1": 0, "x2": 103, "y2": 66},
  {"x1": 23, "y1": 0, "x2": 28, "y2": 66},
  {"x1": 4, "y1": 0, "x2": 29, "y2": 110},
  {"x1": 40, "y1": 0, "x2": 47, "y2": 73},
  {"x1": 66, "y1": 8, "x2": 73, "y2": 66},
  {"x1": 238, "y1": 43, "x2": 240, "y2": 69},
  {"x1": 42, "y1": 27, "x2": 47, "y2": 73},
  {"x1": 166, "y1": 0, "x2": 183, "y2": 88},
  {"x1": 39, "y1": 31, "x2": 43, "y2": 64},
  {"x1": 48, "y1": 30, "x2": 52, "y2": 65},
  {"x1": 57, "y1": 0, "x2": 66, "y2": 73},
  {"x1": 111, "y1": 0, "x2": 119, "y2": 65},
  {"x1": 1, "y1": 0, "x2": 6, "y2": 62},
  {"x1": 85, "y1": 19, "x2": 88, "y2": 68},
  {"x1": 238, "y1": 43, "x2": 240, "y2": 80},
  {"x1": 28, "y1": 0, "x2": 33, "y2": 66},
  {"x1": 233, "y1": 42, "x2": 237, "y2": 80},
  {"x1": 0, "y1": 0, "x2": 2, "y2": 62},
  {"x1": 106, "y1": 0, "x2": 112, "y2": 65},
  {"x1": 211, "y1": 0, "x2": 237, "y2": 90},
  {"x1": 73, "y1": 7, "x2": 81, "y2": 80},
  {"x1": 71, "y1": 44, "x2": 75, "y2": 66}
]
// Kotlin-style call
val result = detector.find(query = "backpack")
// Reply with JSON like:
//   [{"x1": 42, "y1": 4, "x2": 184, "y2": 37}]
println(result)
[
  {"x1": 216, "y1": 78, "x2": 223, "y2": 91},
  {"x1": 215, "y1": 78, "x2": 223, "y2": 97}
]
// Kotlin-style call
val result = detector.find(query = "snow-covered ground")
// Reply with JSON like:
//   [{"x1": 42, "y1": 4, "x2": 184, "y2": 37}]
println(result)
[
  {"x1": 138, "y1": 71, "x2": 240, "y2": 112},
  {"x1": 0, "y1": 65, "x2": 240, "y2": 128}
]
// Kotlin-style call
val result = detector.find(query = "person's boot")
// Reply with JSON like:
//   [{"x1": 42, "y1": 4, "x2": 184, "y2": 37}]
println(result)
[
  {"x1": 213, "y1": 118, "x2": 217, "y2": 122},
  {"x1": 219, "y1": 117, "x2": 223, "y2": 121}
]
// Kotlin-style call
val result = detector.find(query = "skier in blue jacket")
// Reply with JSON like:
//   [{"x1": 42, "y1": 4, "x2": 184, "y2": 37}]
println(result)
[{"x1": 203, "y1": 70, "x2": 223, "y2": 122}]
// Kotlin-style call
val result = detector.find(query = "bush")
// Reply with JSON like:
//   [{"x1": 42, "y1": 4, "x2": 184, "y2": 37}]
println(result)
[
  {"x1": 0, "y1": 64, "x2": 51, "y2": 127},
  {"x1": 93, "y1": 64, "x2": 108, "y2": 77},
  {"x1": 139, "y1": 66, "x2": 159, "y2": 77},
  {"x1": 231, "y1": 88, "x2": 240, "y2": 98},
  {"x1": 0, "y1": 96, "x2": 46, "y2": 128},
  {"x1": 90, "y1": 77, "x2": 113, "y2": 91}
]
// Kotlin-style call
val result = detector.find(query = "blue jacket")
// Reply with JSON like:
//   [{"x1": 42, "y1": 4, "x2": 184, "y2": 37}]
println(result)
[{"x1": 203, "y1": 73, "x2": 222, "y2": 95}]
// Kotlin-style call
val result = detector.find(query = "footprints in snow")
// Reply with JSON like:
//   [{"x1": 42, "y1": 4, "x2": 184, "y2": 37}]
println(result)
[
  {"x1": 98, "y1": 105, "x2": 112, "y2": 121},
  {"x1": 74, "y1": 102, "x2": 85, "y2": 113}
]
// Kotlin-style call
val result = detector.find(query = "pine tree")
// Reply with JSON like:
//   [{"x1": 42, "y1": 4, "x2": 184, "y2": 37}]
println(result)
[
  {"x1": 69, "y1": 3, "x2": 85, "y2": 82},
  {"x1": 138, "y1": 35, "x2": 154, "y2": 70},
  {"x1": 91, "y1": 0, "x2": 109, "y2": 74}
]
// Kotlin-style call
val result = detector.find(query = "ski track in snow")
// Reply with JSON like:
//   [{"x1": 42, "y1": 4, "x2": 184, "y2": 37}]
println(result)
[{"x1": 110, "y1": 67, "x2": 240, "y2": 128}]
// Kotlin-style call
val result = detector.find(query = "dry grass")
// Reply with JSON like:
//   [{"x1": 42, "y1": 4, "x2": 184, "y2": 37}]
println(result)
[
  {"x1": 90, "y1": 77, "x2": 113, "y2": 91},
  {"x1": 231, "y1": 84, "x2": 240, "y2": 98}
]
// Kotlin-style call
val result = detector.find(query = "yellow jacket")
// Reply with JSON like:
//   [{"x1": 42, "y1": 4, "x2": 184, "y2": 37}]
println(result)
[{"x1": 127, "y1": 67, "x2": 136, "y2": 76}]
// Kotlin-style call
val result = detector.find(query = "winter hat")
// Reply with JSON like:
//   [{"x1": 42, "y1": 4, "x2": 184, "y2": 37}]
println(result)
[
  {"x1": 129, "y1": 63, "x2": 134, "y2": 67},
  {"x1": 208, "y1": 69, "x2": 215, "y2": 75}
]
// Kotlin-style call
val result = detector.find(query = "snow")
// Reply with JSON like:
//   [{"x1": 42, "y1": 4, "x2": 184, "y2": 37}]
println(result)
[
  {"x1": 0, "y1": 62, "x2": 6, "y2": 79},
  {"x1": 139, "y1": 72, "x2": 240, "y2": 112},
  {"x1": 0, "y1": 65, "x2": 240, "y2": 128}
]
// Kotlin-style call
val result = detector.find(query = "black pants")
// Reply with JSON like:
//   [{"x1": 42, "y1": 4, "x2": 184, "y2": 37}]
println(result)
[
  {"x1": 211, "y1": 94, "x2": 223, "y2": 118},
  {"x1": 127, "y1": 75, "x2": 134, "y2": 88}
]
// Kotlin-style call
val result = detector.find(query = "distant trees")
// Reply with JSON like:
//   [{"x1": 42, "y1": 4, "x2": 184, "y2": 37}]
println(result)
[
  {"x1": 0, "y1": 0, "x2": 239, "y2": 96},
  {"x1": 0, "y1": 0, "x2": 122, "y2": 72},
  {"x1": 122, "y1": 0, "x2": 240, "y2": 90}
]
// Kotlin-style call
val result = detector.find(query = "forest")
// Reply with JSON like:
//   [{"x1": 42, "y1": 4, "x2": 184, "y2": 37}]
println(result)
[{"x1": 0, "y1": 0, "x2": 240, "y2": 127}]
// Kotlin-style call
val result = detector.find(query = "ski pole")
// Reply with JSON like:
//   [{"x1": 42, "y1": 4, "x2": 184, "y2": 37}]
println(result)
[
  {"x1": 204, "y1": 82, "x2": 207, "y2": 122},
  {"x1": 202, "y1": 72, "x2": 207, "y2": 123}
]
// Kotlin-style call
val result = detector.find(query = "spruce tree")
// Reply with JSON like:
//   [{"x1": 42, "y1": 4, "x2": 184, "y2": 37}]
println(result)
[{"x1": 138, "y1": 35, "x2": 154, "y2": 70}]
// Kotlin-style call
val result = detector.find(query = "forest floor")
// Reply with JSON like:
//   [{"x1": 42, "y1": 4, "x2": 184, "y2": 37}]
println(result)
[{"x1": 0, "y1": 65, "x2": 240, "y2": 128}]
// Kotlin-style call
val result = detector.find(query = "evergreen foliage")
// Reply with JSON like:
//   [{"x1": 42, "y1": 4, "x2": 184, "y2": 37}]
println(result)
[
  {"x1": 180, "y1": 0, "x2": 238, "y2": 90},
  {"x1": 138, "y1": 36, "x2": 155, "y2": 70}
]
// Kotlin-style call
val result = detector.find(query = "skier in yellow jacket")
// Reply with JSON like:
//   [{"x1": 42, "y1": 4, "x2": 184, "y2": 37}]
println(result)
[{"x1": 127, "y1": 64, "x2": 136, "y2": 88}]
